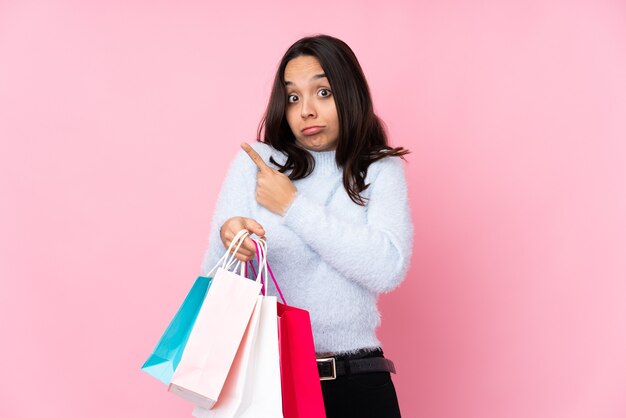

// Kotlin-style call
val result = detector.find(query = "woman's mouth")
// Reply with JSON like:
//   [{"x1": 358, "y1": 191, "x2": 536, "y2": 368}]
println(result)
[{"x1": 301, "y1": 126, "x2": 324, "y2": 136}]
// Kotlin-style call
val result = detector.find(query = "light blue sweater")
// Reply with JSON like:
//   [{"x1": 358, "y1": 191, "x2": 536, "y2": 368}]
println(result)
[{"x1": 201, "y1": 142, "x2": 414, "y2": 354}]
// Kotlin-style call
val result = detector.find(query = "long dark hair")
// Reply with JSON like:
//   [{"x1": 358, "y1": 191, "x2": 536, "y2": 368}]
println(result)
[{"x1": 257, "y1": 34, "x2": 409, "y2": 205}]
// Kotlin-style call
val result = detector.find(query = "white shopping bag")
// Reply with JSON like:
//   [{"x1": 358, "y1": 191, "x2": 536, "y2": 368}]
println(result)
[
  {"x1": 193, "y1": 239, "x2": 283, "y2": 418},
  {"x1": 238, "y1": 295, "x2": 283, "y2": 418},
  {"x1": 191, "y1": 294, "x2": 263, "y2": 417}
]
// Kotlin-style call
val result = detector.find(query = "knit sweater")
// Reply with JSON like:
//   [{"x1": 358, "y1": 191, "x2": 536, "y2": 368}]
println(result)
[{"x1": 200, "y1": 142, "x2": 414, "y2": 354}]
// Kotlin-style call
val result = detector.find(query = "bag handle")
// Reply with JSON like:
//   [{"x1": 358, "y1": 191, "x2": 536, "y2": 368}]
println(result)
[
  {"x1": 265, "y1": 262, "x2": 285, "y2": 304},
  {"x1": 246, "y1": 236, "x2": 267, "y2": 285},
  {"x1": 243, "y1": 237, "x2": 265, "y2": 285},
  {"x1": 254, "y1": 238, "x2": 268, "y2": 288},
  {"x1": 222, "y1": 230, "x2": 266, "y2": 282},
  {"x1": 222, "y1": 229, "x2": 249, "y2": 270},
  {"x1": 224, "y1": 230, "x2": 266, "y2": 282},
  {"x1": 250, "y1": 238, "x2": 287, "y2": 304},
  {"x1": 204, "y1": 229, "x2": 249, "y2": 278}
]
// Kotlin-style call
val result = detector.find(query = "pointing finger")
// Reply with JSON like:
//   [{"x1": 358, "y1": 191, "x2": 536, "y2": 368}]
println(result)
[{"x1": 241, "y1": 142, "x2": 273, "y2": 174}]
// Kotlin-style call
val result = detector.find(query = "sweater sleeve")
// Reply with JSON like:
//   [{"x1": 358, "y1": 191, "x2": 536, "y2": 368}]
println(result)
[
  {"x1": 200, "y1": 149, "x2": 257, "y2": 276},
  {"x1": 280, "y1": 157, "x2": 414, "y2": 293}
]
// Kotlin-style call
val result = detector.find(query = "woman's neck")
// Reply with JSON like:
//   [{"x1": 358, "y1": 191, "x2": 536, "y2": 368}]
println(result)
[{"x1": 308, "y1": 148, "x2": 340, "y2": 175}]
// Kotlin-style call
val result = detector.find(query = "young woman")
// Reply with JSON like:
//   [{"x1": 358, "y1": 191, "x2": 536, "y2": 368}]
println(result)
[{"x1": 201, "y1": 34, "x2": 413, "y2": 417}]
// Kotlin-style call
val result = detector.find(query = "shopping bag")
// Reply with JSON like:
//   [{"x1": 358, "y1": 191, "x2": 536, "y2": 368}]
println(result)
[
  {"x1": 169, "y1": 230, "x2": 263, "y2": 409},
  {"x1": 238, "y1": 239, "x2": 283, "y2": 417},
  {"x1": 277, "y1": 303, "x2": 326, "y2": 418},
  {"x1": 141, "y1": 275, "x2": 213, "y2": 384},
  {"x1": 193, "y1": 239, "x2": 283, "y2": 418},
  {"x1": 191, "y1": 295, "x2": 264, "y2": 418},
  {"x1": 237, "y1": 295, "x2": 283, "y2": 417}
]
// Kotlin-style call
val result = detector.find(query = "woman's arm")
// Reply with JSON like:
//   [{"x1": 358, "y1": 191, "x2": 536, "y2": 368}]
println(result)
[{"x1": 280, "y1": 157, "x2": 414, "y2": 293}]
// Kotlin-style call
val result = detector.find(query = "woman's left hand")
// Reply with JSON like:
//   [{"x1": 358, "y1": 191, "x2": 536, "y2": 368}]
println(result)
[{"x1": 241, "y1": 142, "x2": 297, "y2": 216}]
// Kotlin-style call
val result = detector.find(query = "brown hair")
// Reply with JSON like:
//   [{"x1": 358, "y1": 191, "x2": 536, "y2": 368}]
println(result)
[{"x1": 257, "y1": 34, "x2": 409, "y2": 205}]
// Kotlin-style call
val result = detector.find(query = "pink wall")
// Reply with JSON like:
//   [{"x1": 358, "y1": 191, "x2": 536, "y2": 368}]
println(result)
[{"x1": 1, "y1": 1, "x2": 625, "y2": 417}]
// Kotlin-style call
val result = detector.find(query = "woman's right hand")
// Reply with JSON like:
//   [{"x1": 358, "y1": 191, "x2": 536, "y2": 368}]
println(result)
[{"x1": 220, "y1": 216, "x2": 266, "y2": 262}]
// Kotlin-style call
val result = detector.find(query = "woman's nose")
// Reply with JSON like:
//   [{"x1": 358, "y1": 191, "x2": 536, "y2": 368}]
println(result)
[{"x1": 300, "y1": 97, "x2": 316, "y2": 119}]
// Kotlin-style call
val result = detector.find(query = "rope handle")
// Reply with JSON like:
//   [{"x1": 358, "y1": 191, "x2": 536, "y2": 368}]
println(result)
[
  {"x1": 250, "y1": 238, "x2": 287, "y2": 304},
  {"x1": 205, "y1": 229, "x2": 260, "y2": 282}
]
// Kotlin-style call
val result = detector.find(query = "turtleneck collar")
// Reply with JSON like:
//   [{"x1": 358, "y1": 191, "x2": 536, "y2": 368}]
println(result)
[{"x1": 308, "y1": 149, "x2": 341, "y2": 175}]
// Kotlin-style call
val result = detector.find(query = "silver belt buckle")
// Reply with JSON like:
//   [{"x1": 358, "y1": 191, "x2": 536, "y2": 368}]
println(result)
[{"x1": 317, "y1": 357, "x2": 337, "y2": 381}]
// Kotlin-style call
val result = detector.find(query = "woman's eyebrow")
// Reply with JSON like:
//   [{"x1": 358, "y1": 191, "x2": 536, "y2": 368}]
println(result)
[
  {"x1": 311, "y1": 73, "x2": 327, "y2": 81},
  {"x1": 284, "y1": 73, "x2": 328, "y2": 86}
]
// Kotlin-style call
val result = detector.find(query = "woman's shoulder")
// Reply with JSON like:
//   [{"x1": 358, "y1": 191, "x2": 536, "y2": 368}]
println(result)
[{"x1": 366, "y1": 154, "x2": 408, "y2": 183}]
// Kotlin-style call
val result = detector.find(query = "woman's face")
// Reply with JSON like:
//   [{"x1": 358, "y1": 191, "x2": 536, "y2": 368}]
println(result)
[{"x1": 284, "y1": 55, "x2": 339, "y2": 152}]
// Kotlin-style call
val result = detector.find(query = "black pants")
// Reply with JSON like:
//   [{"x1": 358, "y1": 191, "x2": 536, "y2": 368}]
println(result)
[{"x1": 320, "y1": 349, "x2": 402, "y2": 418}]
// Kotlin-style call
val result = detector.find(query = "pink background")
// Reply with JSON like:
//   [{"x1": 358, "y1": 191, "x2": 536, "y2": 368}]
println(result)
[{"x1": 1, "y1": 1, "x2": 625, "y2": 417}]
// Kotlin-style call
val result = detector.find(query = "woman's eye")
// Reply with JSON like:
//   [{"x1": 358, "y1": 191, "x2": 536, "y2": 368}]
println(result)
[
  {"x1": 287, "y1": 94, "x2": 298, "y2": 103},
  {"x1": 318, "y1": 88, "x2": 332, "y2": 97}
]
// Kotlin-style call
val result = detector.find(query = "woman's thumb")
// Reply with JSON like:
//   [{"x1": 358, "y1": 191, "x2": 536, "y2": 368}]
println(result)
[{"x1": 243, "y1": 218, "x2": 265, "y2": 236}]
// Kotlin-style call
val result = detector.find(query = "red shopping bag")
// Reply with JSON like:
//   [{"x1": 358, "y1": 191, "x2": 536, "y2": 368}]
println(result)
[{"x1": 277, "y1": 302, "x2": 326, "y2": 418}]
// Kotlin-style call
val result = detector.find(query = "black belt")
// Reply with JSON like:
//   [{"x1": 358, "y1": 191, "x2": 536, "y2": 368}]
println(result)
[{"x1": 317, "y1": 356, "x2": 396, "y2": 381}]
